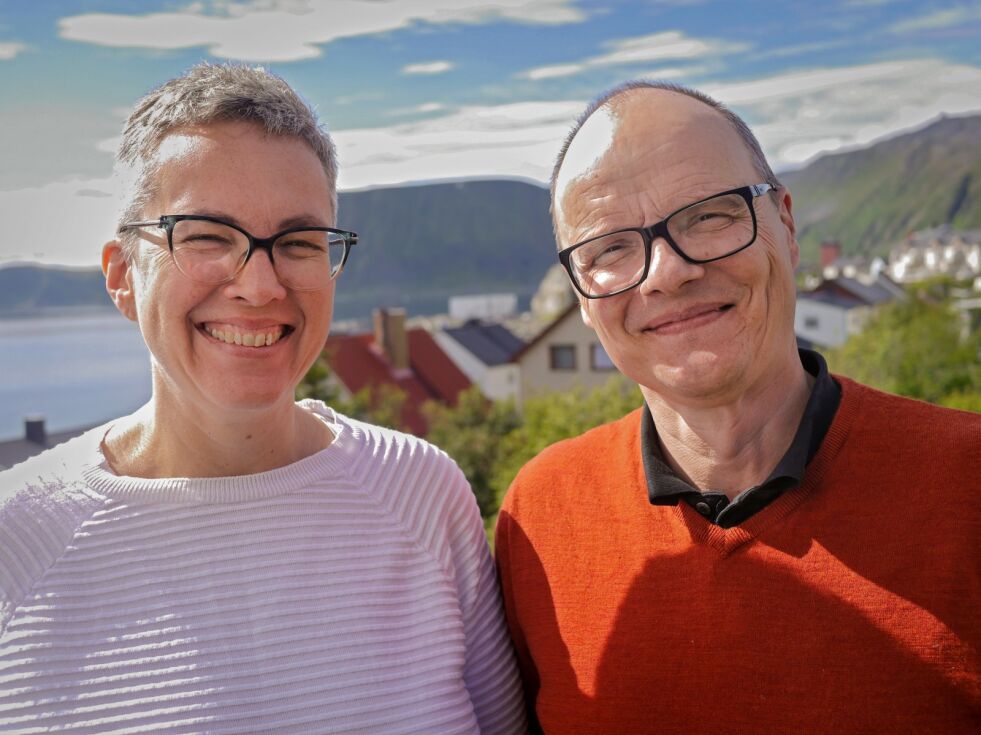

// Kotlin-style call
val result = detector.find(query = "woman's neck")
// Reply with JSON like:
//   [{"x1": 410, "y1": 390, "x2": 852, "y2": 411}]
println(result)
[{"x1": 102, "y1": 395, "x2": 332, "y2": 479}]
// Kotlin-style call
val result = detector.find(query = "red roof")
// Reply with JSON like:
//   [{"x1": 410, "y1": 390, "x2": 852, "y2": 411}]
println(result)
[{"x1": 325, "y1": 328, "x2": 471, "y2": 435}]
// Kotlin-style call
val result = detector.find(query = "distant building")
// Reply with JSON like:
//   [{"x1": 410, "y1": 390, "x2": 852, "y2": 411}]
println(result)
[
  {"x1": 888, "y1": 226, "x2": 981, "y2": 283},
  {"x1": 511, "y1": 303, "x2": 619, "y2": 404},
  {"x1": 0, "y1": 416, "x2": 91, "y2": 471},
  {"x1": 448, "y1": 293, "x2": 518, "y2": 321},
  {"x1": 795, "y1": 275, "x2": 904, "y2": 348},
  {"x1": 433, "y1": 320, "x2": 524, "y2": 403},
  {"x1": 325, "y1": 308, "x2": 472, "y2": 435}
]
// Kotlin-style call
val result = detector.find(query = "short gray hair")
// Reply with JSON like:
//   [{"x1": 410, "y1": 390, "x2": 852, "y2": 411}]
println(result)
[
  {"x1": 550, "y1": 80, "x2": 779, "y2": 229},
  {"x1": 116, "y1": 62, "x2": 338, "y2": 252}
]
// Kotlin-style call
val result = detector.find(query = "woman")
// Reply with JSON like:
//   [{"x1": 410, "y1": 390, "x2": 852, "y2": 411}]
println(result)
[{"x1": 0, "y1": 63, "x2": 525, "y2": 734}]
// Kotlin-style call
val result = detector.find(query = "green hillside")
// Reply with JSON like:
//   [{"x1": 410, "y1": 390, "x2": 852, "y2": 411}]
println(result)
[{"x1": 783, "y1": 114, "x2": 981, "y2": 263}]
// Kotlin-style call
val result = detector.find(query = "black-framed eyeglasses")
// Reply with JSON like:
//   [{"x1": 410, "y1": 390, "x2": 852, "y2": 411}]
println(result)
[
  {"x1": 558, "y1": 183, "x2": 776, "y2": 299},
  {"x1": 118, "y1": 214, "x2": 358, "y2": 291}
]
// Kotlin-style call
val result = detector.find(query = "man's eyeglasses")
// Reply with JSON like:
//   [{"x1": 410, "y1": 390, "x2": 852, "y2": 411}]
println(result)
[
  {"x1": 558, "y1": 183, "x2": 776, "y2": 299},
  {"x1": 118, "y1": 215, "x2": 358, "y2": 291}
]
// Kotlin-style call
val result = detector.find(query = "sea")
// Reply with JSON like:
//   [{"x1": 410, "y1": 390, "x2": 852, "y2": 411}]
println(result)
[{"x1": 0, "y1": 312, "x2": 152, "y2": 441}]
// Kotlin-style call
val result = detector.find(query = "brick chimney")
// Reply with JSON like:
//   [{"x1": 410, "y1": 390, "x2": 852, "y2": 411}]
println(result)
[
  {"x1": 820, "y1": 240, "x2": 842, "y2": 270},
  {"x1": 24, "y1": 415, "x2": 46, "y2": 445},
  {"x1": 373, "y1": 307, "x2": 409, "y2": 370}
]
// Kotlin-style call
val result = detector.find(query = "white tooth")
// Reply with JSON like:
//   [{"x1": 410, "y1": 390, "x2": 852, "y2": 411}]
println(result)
[
  {"x1": 234, "y1": 332, "x2": 243, "y2": 345},
  {"x1": 209, "y1": 328, "x2": 219, "y2": 339},
  {"x1": 255, "y1": 333, "x2": 266, "y2": 347},
  {"x1": 243, "y1": 334, "x2": 255, "y2": 347},
  {"x1": 267, "y1": 331, "x2": 277, "y2": 345},
  {"x1": 223, "y1": 332, "x2": 235, "y2": 344}
]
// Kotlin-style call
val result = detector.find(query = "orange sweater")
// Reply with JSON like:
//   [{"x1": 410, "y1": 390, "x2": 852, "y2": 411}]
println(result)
[{"x1": 496, "y1": 377, "x2": 981, "y2": 734}]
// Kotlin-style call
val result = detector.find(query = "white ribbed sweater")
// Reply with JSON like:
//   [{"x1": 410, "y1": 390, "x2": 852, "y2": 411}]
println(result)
[{"x1": 0, "y1": 402, "x2": 526, "y2": 734}]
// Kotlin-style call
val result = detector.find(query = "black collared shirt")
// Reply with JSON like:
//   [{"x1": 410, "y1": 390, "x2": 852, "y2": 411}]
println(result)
[{"x1": 641, "y1": 349, "x2": 841, "y2": 528}]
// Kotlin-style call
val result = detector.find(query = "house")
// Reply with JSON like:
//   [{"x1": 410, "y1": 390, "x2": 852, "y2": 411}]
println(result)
[
  {"x1": 0, "y1": 416, "x2": 91, "y2": 471},
  {"x1": 433, "y1": 319, "x2": 524, "y2": 403},
  {"x1": 795, "y1": 275, "x2": 904, "y2": 348},
  {"x1": 888, "y1": 226, "x2": 981, "y2": 283},
  {"x1": 325, "y1": 308, "x2": 472, "y2": 435},
  {"x1": 511, "y1": 302, "x2": 619, "y2": 404}
]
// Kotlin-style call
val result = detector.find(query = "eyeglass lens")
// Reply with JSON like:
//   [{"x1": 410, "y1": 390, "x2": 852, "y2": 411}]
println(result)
[
  {"x1": 169, "y1": 219, "x2": 346, "y2": 289},
  {"x1": 569, "y1": 191, "x2": 755, "y2": 297}
]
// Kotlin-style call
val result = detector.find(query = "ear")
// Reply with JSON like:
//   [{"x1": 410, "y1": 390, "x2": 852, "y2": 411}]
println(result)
[
  {"x1": 102, "y1": 240, "x2": 138, "y2": 321},
  {"x1": 776, "y1": 186, "x2": 800, "y2": 269},
  {"x1": 579, "y1": 297, "x2": 594, "y2": 329}
]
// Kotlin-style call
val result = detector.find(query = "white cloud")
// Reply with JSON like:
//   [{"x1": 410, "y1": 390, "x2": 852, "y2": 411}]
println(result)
[
  {"x1": 6, "y1": 58, "x2": 980, "y2": 265},
  {"x1": 333, "y1": 100, "x2": 584, "y2": 189},
  {"x1": 0, "y1": 42, "x2": 27, "y2": 60},
  {"x1": 704, "y1": 59, "x2": 981, "y2": 168},
  {"x1": 0, "y1": 177, "x2": 121, "y2": 267},
  {"x1": 401, "y1": 60, "x2": 453, "y2": 75},
  {"x1": 519, "y1": 30, "x2": 747, "y2": 80},
  {"x1": 58, "y1": 0, "x2": 584, "y2": 62},
  {"x1": 889, "y1": 6, "x2": 981, "y2": 33}
]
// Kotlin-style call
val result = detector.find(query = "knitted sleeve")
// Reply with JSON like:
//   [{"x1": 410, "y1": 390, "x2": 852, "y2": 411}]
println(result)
[
  {"x1": 439, "y1": 462, "x2": 528, "y2": 735},
  {"x1": 0, "y1": 444, "x2": 104, "y2": 635}
]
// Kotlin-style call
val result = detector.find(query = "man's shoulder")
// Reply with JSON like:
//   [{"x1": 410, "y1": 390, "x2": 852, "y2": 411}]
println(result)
[{"x1": 839, "y1": 376, "x2": 981, "y2": 441}]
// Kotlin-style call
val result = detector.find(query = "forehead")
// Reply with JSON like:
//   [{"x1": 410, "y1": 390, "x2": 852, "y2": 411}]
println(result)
[
  {"x1": 555, "y1": 90, "x2": 757, "y2": 240},
  {"x1": 150, "y1": 121, "x2": 333, "y2": 218}
]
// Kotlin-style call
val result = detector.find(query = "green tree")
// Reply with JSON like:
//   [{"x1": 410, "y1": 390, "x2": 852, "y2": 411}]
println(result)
[
  {"x1": 296, "y1": 355, "x2": 409, "y2": 431},
  {"x1": 826, "y1": 286, "x2": 980, "y2": 405},
  {"x1": 423, "y1": 386, "x2": 521, "y2": 517}
]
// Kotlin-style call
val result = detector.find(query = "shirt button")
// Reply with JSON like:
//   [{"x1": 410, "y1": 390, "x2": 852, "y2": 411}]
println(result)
[{"x1": 695, "y1": 501, "x2": 712, "y2": 516}]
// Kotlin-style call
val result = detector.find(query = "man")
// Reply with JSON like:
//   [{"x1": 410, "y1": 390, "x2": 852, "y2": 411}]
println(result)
[
  {"x1": 495, "y1": 81, "x2": 980, "y2": 734},
  {"x1": 0, "y1": 64, "x2": 526, "y2": 733}
]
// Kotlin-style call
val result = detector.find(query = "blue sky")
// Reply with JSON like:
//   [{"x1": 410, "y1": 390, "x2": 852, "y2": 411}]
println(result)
[{"x1": 1, "y1": 0, "x2": 979, "y2": 266}]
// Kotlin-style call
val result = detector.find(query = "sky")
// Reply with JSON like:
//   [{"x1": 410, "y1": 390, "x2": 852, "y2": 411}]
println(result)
[{"x1": 0, "y1": 0, "x2": 979, "y2": 267}]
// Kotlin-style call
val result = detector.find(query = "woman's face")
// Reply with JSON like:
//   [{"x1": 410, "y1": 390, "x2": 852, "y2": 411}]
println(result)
[{"x1": 107, "y1": 121, "x2": 337, "y2": 417}]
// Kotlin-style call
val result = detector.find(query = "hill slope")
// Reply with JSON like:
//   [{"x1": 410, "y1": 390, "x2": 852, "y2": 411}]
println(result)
[{"x1": 783, "y1": 114, "x2": 981, "y2": 261}]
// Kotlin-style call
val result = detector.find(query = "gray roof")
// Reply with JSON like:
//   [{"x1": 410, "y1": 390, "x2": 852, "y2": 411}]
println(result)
[
  {"x1": 443, "y1": 320, "x2": 525, "y2": 366},
  {"x1": 833, "y1": 276, "x2": 898, "y2": 305},
  {"x1": 798, "y1": 290, "x2": 863, "y2": 309}
]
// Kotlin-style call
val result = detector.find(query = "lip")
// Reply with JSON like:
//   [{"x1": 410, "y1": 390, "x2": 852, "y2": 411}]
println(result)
[
  {"x1": 195, "y1": 319, "x2": 296, "y2": 351},
  {"x1": 640, "y1": 303, "x2": 734, "y2": 335}
]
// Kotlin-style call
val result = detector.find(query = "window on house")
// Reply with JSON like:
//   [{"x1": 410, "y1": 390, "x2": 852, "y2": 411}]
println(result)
[
  {"x1": 804, "y1": 316, "x2": 819, "y2": 329},
  {"x1": 549, "y1": 344, "x2": 577, "y2": 371},
  {"x1": 590, "y1": 343, "x2": 616, "y2": 371}
]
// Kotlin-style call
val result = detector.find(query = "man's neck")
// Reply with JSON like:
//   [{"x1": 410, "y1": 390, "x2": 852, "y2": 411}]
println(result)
[
  {"x1": 643, "y1": 354, "x2": 814, "y2": 498},
  {"x1": 102, "y1": 388, "x2": 333, "y2": 479}
]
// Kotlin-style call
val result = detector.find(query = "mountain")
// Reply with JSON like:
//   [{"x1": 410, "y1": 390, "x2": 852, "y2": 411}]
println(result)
[
  {"x1": 4, "y1": 115, "x2": 979, "y2": 318},
  {"x1": 0, "y1": 180, "x2": 557, "y2": 321},
  {"x1": 334, "y1": 179, "x2": 555, "y2": 319},
  {"x1": 0, "y1": 265, "x2": 112, "y2": 316},
  {"x1": 783, "y1": 114, "x2": 981, "y2": 262}
]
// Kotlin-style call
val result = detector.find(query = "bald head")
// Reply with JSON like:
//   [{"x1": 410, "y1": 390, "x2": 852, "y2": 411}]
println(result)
[{"x1": 551, "y1": 82, "x2": 778, "y2": 245}]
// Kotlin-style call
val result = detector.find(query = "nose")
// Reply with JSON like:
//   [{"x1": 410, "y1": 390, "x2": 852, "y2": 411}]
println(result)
[
  {"x1": 223, "y1": 248, "x2": 288, "y2": 305},
  {"x1": 636, "y1": 236, "x2": 705, "y2": 296}
]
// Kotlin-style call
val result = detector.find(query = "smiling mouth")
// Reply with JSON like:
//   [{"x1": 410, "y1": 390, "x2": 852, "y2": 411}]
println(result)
[
  {"x1": 643, "y1": 303, "x2": 735, "y2": 333},
  {"x1": 199, "y1": 323, "x2": 293, "y2": 347}
]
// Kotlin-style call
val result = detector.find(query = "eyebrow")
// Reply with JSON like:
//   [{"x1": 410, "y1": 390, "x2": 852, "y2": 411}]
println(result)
[{"x1": 183, "y1": 210, "x2": 332, "y2": 231}]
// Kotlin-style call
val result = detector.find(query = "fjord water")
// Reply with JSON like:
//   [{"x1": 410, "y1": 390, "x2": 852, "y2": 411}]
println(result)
[{"x1": 0, "y1": 313, "x2": 151, "y2": 441}]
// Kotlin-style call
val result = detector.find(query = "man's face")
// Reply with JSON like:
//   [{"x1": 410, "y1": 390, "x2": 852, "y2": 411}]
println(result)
[
  {"x1": 554, "y1": 91, "x2": 800, "y2": 405},
  {"x1": 106, "y1": 120, "x2": 336, "y2": 415}
]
